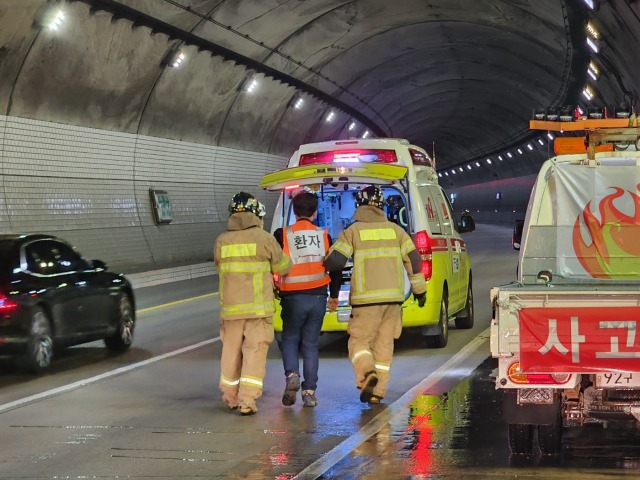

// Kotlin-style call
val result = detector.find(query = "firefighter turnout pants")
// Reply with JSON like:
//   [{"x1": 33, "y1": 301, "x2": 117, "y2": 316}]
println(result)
[
  {"x1": 219, "y1": 317, "x2": 274, "y2": 409},
  {"x1": 347, "y1": 304, "x2": 402, "y2": 399}
]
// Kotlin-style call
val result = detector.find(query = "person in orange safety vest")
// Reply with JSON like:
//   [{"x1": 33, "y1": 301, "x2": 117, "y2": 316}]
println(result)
[
  {"x1": 273, "y1": 192, "x2": 341, "y2": 408},
  {"x1": 324, "y1": 185, "x2": 426, "y2": 405},
  {"x1": 214, "y1": 192, "x2": 291, "y2": 415}
]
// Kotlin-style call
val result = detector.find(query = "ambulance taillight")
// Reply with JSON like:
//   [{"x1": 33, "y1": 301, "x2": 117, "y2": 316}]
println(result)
[{"x1": 415, "y1": 230, "x2": 433, "y2": 281}]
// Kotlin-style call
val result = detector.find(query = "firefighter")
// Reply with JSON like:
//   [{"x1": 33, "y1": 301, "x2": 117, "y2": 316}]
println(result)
[
  {"x1": 214, "y1": 192, "x2": 291, "y2": 415},
  {"x1": 274, "y1": 191, "x2": 342, "y2": 408},
  {"x1": 324, "y1": 186, "x2": 426, "y2": 404}
]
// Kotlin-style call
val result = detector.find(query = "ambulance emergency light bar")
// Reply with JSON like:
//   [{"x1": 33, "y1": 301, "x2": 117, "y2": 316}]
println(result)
[
  {"x1": 299, "y1": 149, "x2": 397, "y2": 165},
  {"x1": 298, "y1": 147, "x2": 435, "y2": 168}
]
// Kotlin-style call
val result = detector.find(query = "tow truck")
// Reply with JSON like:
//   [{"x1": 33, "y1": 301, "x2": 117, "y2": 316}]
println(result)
[{"x1": 490, "y1": 111, "x2": 640, "y2": 454}]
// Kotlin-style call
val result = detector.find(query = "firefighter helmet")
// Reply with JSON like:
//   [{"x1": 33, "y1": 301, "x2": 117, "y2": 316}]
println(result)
[
  {"x1": 229, "y1": 191, "x2": 264, "y2": 218},
  {"x1": 356, "y1": 185, "x2": 385, "y2": 210}
]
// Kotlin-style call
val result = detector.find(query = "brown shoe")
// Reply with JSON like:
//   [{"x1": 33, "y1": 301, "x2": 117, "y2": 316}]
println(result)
[
  {"x1": 239, "y1": 405, "x2": 257, "y2": 416},
  {"x1": 359, "y1": 371, "x2": 378, "y2": 403}
]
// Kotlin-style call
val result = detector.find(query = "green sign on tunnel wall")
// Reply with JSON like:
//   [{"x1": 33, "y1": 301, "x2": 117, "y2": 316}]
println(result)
[{"x1": 150, "y1": 189, "x2": 173, "y2": 224}]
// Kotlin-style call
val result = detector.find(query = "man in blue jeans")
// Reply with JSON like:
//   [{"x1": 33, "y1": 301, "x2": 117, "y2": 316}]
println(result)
[{"x1": 274, "y1": 191, "x2": 342, "y2": 407}]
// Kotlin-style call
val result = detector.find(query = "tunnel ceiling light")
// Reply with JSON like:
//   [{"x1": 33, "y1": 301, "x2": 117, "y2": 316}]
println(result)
[
  {"x1": 458, "y1": 167, "x2": 464, "y2": 172},
  {"x1": 161, "y1": 48, "x2": 187, "y2": 68},
  {"x1": 547, "y1": 132, "x2": 555, "y2": 140},
  {"x1": 583, "y1": 0, "x2": 600, "y2": 10},
  {"x1": 35, "y1": 5, "x2": 64, "y2": 30},
  {"x1": 586, "y1": 36, "x2": 600, "y2": 53},
  {"x1": 438, "y1": 173, "x2": 442, "y2": 178},
  {"x1": 582, "y1": 85, "x2": 595, "y2": 101},
  {"x1": 467, "y1": 165, "x2": 472, "y2": 170},
  {"x1": 507, "y1": 151, "x2": 513, "y2": 158},
  {"x1": 486, "y1": 158, "x2": 492, "y2": 164},
  {"x1": 586, "y1": 22, "x2": 600, "y2": 39},
  {"x1": 538, "y1": 138, "x2": 545, "y2": 145},
  {"x1": 326, "y1": 111, "x2": 335, "y2": 123},
  {"x1": 238, "y1": 73, "x2": 259, "y2": 93},
  {"x1": 245, "y1": 78, "x2": 258, "y2": 94},
  {"x1": 527, "y1": 144, "x2": 534, "y2": 151},
  {"x1": 444, "y1": 172, "x2": 449, "y2": 176},
  {"x1": 587, "y1": 62, "x2": 599, "y2": 81},
  {"x1": 576, "y1": 105, "x2": 585, "y2": 116},
  {"x1": 362, "y1": 130, "x2": 370, "y2": 138},
  {"x1": 498, "y1": 155, "x2": 503, "y2": 161},
  {"x1": 291, "y1": 95, "x2": 304, "y2": 110},
  {"x1": 451, "y1": 169, "x2": 456, "y2": 175},
  {"x1": 517, "y1": 148, "x2": 523, "y2": 155},
  {"x1": 348, "y1": 121, "x2": 356, "y2": 131}
]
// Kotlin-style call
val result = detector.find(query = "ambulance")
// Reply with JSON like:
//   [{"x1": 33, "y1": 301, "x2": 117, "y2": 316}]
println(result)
[{"x1": 260, "y1": 138, "x2": 475, "y2": 347}]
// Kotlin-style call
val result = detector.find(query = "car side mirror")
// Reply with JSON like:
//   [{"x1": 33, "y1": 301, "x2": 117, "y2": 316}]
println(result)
[
  {"x1": 512, "y1": 220, "x2": 524, "y2": 251},
  {"x1": 92, "y1": 259, "x2": 108, "y2": 271}
]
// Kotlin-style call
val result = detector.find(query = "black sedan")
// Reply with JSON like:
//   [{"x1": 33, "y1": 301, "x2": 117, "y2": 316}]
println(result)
[{"x1": 0, "y1": 234, "x2": 135, "y2": 373}]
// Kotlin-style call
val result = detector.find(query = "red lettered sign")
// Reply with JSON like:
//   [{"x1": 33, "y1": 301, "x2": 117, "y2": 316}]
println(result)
[{"x1": 519, "y1": 307, "x2": 640, "y2": 373}]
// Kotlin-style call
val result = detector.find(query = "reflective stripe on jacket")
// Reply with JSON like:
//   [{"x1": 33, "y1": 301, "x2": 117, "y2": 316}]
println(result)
[
  {"x1": 280, "y1": 220, "x2": 330, "y2": 291},
  {"x1": 214, "y1": 212, "x2": 291, "y2": 320},
  {"x1": 328, "y1": 205, "x2": 425, "y2": 306}
]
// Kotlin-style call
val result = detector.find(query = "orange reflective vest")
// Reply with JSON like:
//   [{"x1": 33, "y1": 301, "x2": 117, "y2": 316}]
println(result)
[{"x1": 281, "y1": 220, "x2": 330, "y2": 291}]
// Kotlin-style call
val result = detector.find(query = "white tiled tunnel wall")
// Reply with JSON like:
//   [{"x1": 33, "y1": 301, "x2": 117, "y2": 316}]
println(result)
[{"x1": 0, "y1": 115, "x2": 286, "y2": 274}]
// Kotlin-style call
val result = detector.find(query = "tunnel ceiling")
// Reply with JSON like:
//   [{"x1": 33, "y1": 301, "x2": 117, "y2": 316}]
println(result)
[{"x1": 1, "y1": 0, "x2": 622, "y2": 184}]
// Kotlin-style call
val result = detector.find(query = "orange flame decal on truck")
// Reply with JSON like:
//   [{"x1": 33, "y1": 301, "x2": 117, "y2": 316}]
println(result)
[{"x1": 572, "y1": 185, "x2": 640, "y2": 279}]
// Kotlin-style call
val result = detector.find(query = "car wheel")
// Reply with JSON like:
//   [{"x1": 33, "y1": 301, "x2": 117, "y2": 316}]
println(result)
[
  {"x1": 454, "y1": 280, "x2": 474, "y2": 329},
  {"x1": 105, "y1": 294, "x2": 135, "y2": 352},
  {"x1": 426, "y1": 294, "x2": 448, "y2": 348},
  {"x1": 21, "y1": 308, "x2": 53, "y2": 374},
  {"x1": 508, "y1": 423, "x2": 534, "y2": 455}
]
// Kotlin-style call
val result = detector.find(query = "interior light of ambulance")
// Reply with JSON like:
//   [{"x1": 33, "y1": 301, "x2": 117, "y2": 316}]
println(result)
[
  {"x1": 507, "y1": 362, "x2": 571, "y2": 384},
  {"x1": 415, "y1": 231, "x2": 433, "y2": 281},
  {"x1": 299, "y1": 149, "x2": 397, "y2": 165}
]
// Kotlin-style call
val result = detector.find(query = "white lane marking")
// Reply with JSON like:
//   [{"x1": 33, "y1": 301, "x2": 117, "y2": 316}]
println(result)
[
  {"x1": 294, "y1": 327, "x2": 490, "y2": 480},
  {"x1": 0, "y1": 337, "x2": 221, "y2": 415}
]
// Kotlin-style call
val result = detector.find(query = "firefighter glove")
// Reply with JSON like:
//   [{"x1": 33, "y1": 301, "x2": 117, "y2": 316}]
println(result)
[{"x1": 414, "y1": 292, "x2": 426, "y2": 308}]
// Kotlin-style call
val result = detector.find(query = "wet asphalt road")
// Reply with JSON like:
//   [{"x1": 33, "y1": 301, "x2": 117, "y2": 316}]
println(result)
[{"x1": 3, "y1": 224, "x2": 640, "y2": 479}]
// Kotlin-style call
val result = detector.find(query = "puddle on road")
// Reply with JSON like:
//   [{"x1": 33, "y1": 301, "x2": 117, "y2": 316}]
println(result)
[{"x1": 320, "y1": 357, "x2": 640, "y2": 479}]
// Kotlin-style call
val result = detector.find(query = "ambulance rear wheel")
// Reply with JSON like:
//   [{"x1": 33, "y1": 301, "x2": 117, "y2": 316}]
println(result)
[
  {"x1": 508, "y1": 423, "x2": 534, "y2": 455},
  {"x1": 426, "y1": 295, "x2": 448, "y2": 348}
]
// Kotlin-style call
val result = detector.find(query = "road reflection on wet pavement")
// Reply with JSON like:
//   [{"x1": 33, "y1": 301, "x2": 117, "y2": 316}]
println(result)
[{"x1": 319, "y1": 357, "x2": 640, "y2": 479}]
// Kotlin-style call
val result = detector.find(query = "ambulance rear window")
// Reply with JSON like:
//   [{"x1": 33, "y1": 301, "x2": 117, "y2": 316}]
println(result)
[{"x1": 299, "y1": 149, "x2": 397, "y2": 165}]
